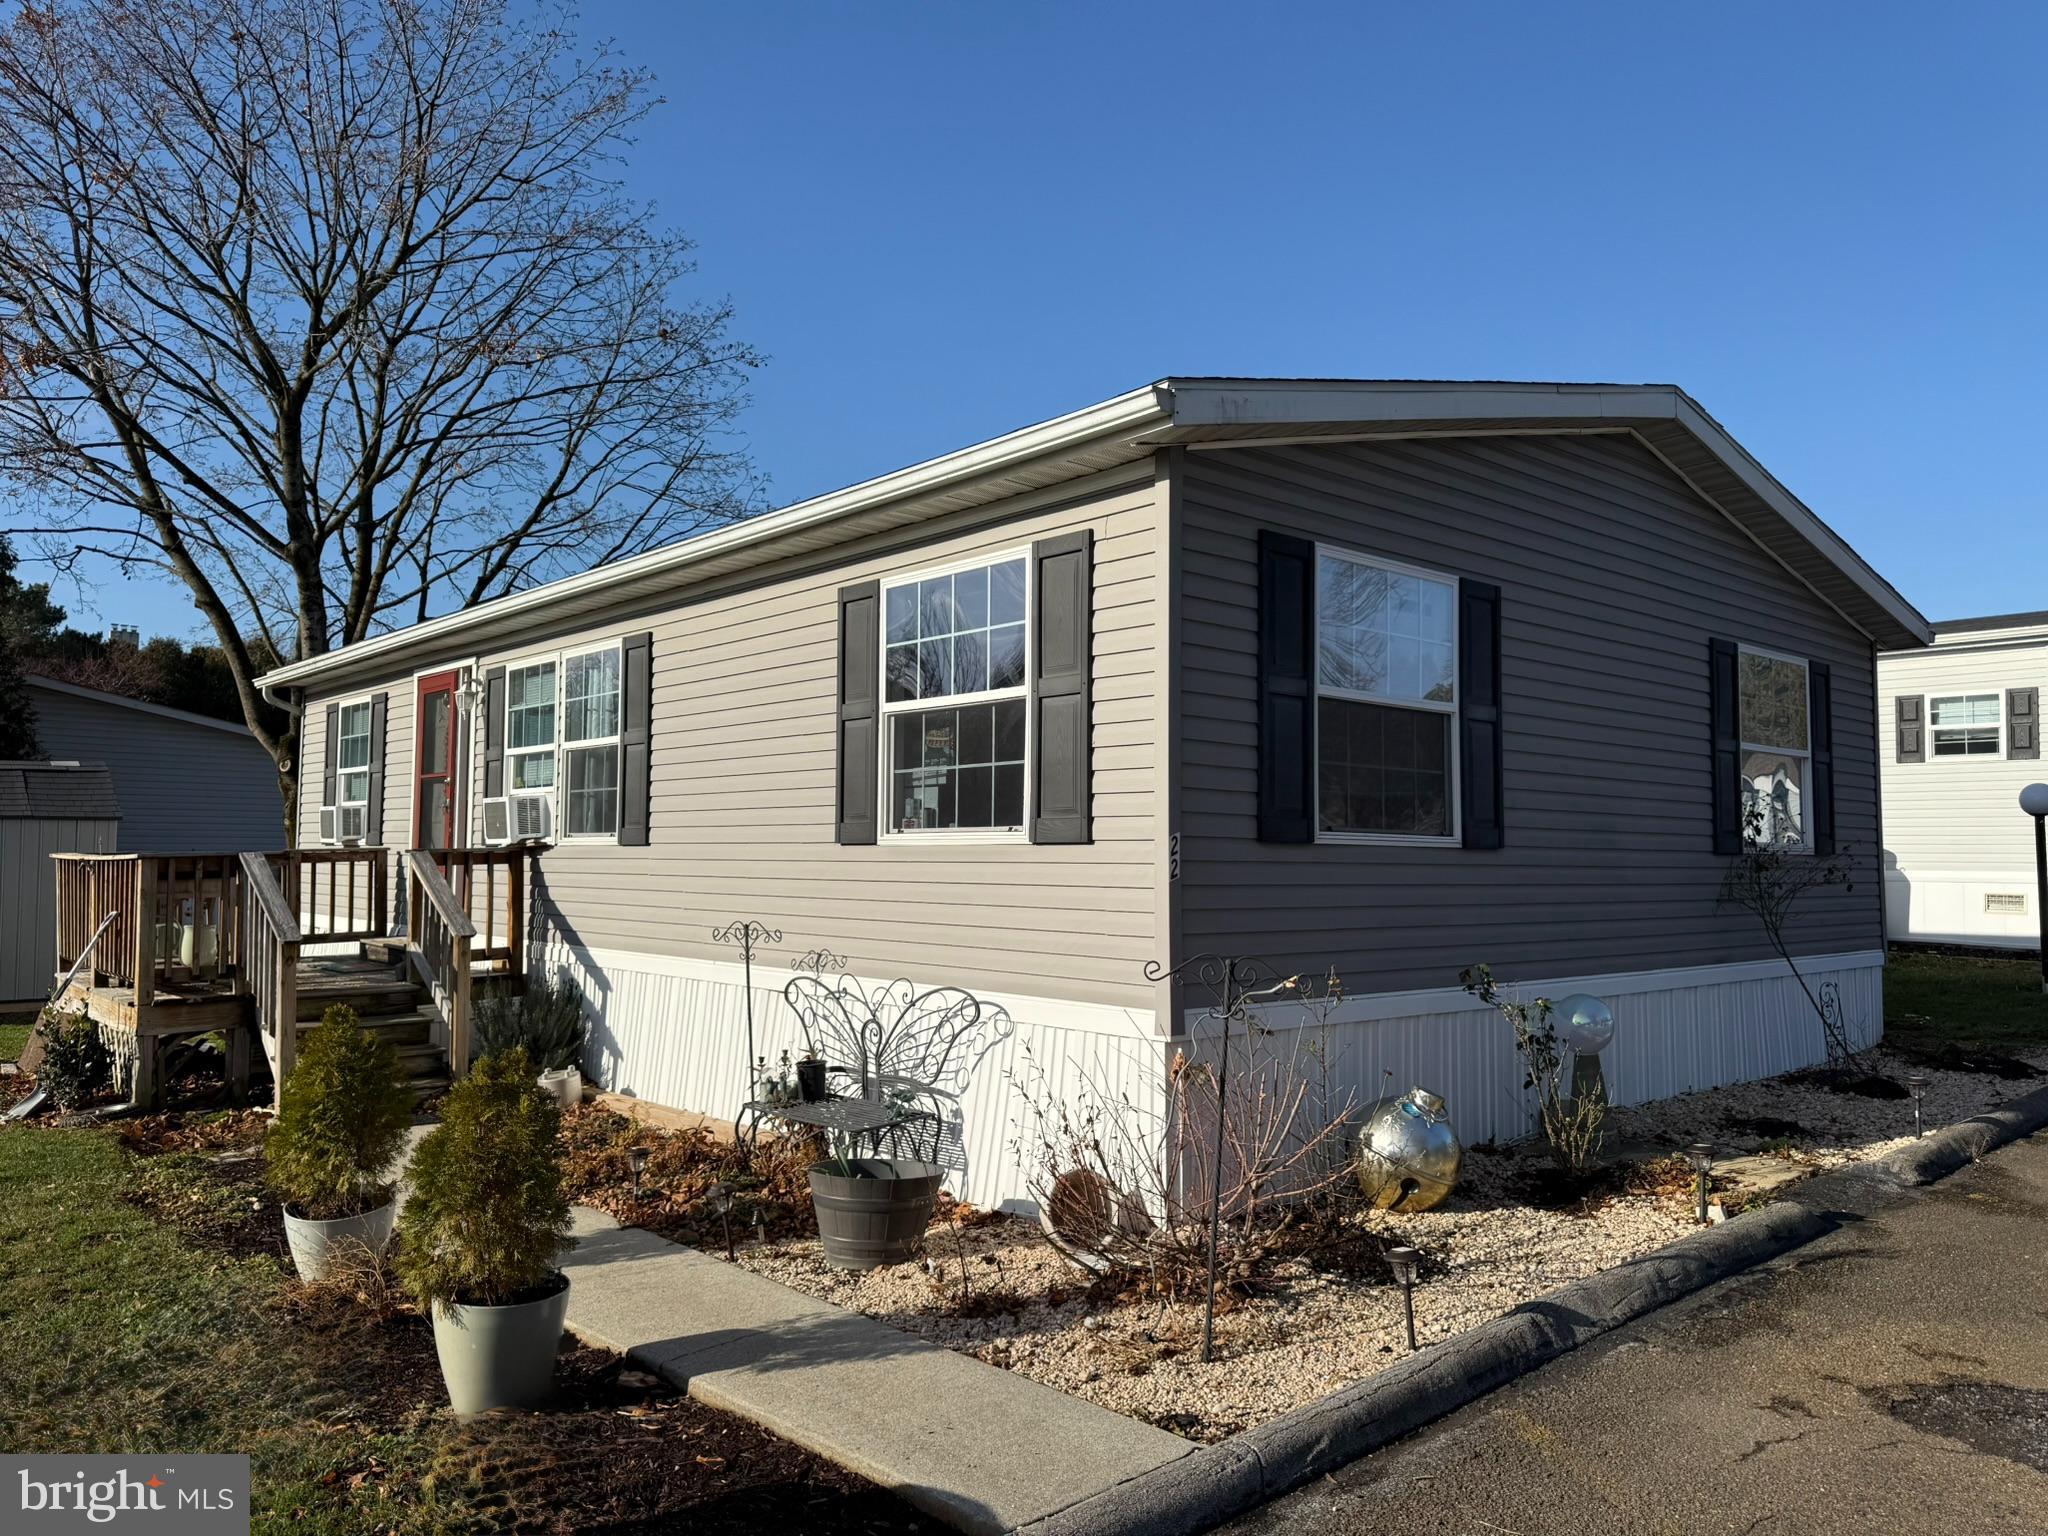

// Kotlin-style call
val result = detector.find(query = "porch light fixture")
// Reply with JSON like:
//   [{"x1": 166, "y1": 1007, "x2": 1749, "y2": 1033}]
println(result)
[
  {"x1": 2021, "y1": 784, "x2": 2048, "y2": 994},
  {"x1": 1685, "y1": 1144, "x2": 1715, "y2": 1225},
  {"x1": 708, "y1": 1182, "x2": 735, "y2": 1261},
  {"x1": 453, "y1": 671, "x2": 486, "y2": 716},
  {"x1": 1906, "y1": 1074, "x2": 1928, "y2": 1138},
  {"x1": 1386, "y1": 1245, "x2": 1421, "y2": 1352},
  {"x1": 626, "y1": 1144, "x2": 650, "y2": 1202}
]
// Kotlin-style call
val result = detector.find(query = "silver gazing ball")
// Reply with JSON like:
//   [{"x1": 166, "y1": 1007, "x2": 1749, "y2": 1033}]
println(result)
[
  {"x1": 1553, "y1": 992, "x2": 1615, "y2": 1056},
  {"x1": 1355, "y1": 1088, "x2": 1463, "y2": 1213}
]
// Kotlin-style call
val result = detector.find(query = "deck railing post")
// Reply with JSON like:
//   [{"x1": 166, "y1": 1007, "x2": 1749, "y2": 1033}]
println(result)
[{"x1": 133, "y1": 859, "x2": 155, "y2": 1009}]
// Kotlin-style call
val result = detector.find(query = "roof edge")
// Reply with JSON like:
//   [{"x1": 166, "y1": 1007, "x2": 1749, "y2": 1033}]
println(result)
[{"x1": 26, "y1": 674, "x2": 259, "y2": 737}]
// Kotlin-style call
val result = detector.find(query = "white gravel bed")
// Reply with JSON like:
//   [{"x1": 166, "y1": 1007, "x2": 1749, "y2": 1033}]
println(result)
[{"x1": 725, "y1": 1048, "x2": 2045, "y2": 1441}]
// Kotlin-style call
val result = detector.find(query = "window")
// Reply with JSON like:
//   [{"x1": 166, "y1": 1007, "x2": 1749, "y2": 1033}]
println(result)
[
  {"x1": 332, "y1": 700, "x2": 372, "y2": 842},
  {"x1": 1931, "y1": 694, "x2": 2001, "y2": 757},
  {"x1": 562, "y1": 648, "x2": 621, "y2": 837},
  {"x1": 881, "y1": 553, "x2": 1028, "y2": 834},
  {"x1": 495, "y1": 646, "x2": 621, "y2": 840},
  {"x1": 1738, "y1": 647, "x2": 1810, "y2": 849},
  {"x1": 1314, "y1": 548, "x2": 1458, "y2": 839}
]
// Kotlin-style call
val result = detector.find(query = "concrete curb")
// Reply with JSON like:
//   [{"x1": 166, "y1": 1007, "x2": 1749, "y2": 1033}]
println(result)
[{"x1": 1017, "y1": 1082, "x2": 2048, "y2": 1536}]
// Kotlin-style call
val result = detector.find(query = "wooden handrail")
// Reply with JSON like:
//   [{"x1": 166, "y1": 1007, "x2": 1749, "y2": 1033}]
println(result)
[
  {"x1": 235, "y1": 852, "x2": 301, "y2": 1107},
  {"x1": 237, "y1": 852, "x2": 302, "y2": 943},
  {"x1": 405, "y1": 850, "x2": 477, "y2": 938}
]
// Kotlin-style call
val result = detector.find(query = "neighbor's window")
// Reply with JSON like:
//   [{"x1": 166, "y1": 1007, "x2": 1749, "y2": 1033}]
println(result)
[
  {"x1": 561, "y1": 647, "x2": 622, "y2": 837},
  {"x1": 1315, "y1": 548, "x2": 1458, "y2": 839},
  {"x1": 1930, "y1": 694, "x2": 2001, "y2": 757},
  {"x1": 1739, "y1": 647, "x2": 1810, "y2": 849},
  {"x1": 505, "y1": 661, "x2": 558, "y2": 798},
  {"x1": 333, "y1": 700, "x2": 372, "y2": 841},
  {"x1": 882, "y1": 554, "x2": 1028, "y2": 833}
]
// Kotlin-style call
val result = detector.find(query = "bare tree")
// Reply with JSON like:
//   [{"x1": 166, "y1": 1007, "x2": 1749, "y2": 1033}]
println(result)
[{"x1": 0, "y1": 0, "x2": 759, "y2": 824}]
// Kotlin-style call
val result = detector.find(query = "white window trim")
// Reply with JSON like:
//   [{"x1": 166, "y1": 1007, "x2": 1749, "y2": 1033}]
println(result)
[
  {"x1": 877, "y1": 546, "x2": 1033, "y2": 845},
  {"x1": 325, "y1": 693, "x2": 375, "y2": 846},
  {"x1": 1929, "y1": 692, "x2": 2004, "y2": 760},
  {"x1": 488, "y1": 640, "x2": 625, "y2": 846},
  {"x1": 1737, "y1": 643, "x2": 1813, "y2": 853},
  {"x1": 560, "y1": 642, "x2": 625, "y2": 843},
  {"x1": 1313, "y1": 542, "x2": 1462, "y2": 847}
]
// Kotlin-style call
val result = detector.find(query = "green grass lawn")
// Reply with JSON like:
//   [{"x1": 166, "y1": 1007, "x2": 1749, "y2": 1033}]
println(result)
[
  {"x1": 1885, "y1": 949, "x2": 2048, "y2": 1057},
  {"x1": 0, "y1": 1012, "x2": 34, "y2": 1063},
  {"x1": 0, "y1": 1127, "x2": 445, "y2": 1536}
]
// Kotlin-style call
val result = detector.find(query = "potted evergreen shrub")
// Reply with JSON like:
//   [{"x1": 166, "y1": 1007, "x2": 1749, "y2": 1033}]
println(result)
[
  {"x1": 397, "y1": 1047, "x2": 575, "y2": 1415},
  {"x1": 471, "y1": 974, "x2": 588, "y2": 1109},
  {"x1": 809, "y1": 1126, "x2": 942, "y2": 1271},
  {"x1": 265, "y1": 1006, "x2": 414, "y2": 1282}
]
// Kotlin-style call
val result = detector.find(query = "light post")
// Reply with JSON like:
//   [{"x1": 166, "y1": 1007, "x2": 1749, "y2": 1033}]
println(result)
[
  {"x1": 1386, "y1": 1246, "x2": 1421, "y2": 1351},
  {"x1": 626, "y1": 1144, "x2": 650, "y2": 1203},
  {"x1": 1905, "y1": 1074, "x2": 1927, "y2": 1138},
  {"x1": 1685, "y1": 1143, "x2": 1715, "y2": 1225},
  {"x1": 2021, "y1": 784, "x2": 2048, "y2": 995},
  {"x1": 708, "y1": 1182, "x2": 735, "y2": 1261}
]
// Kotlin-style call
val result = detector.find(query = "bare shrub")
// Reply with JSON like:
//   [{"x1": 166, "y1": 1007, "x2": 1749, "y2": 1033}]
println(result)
[
  {"x1": 1719, "y1": 804, "x2": 1861, "y2": 1068},
  {"x1": 1014, "y1": 972, "x2": 1356, "y2": 1294},
  {"x1": 1461, "y1": 964, "x2": 1607, "y2": 1171}
]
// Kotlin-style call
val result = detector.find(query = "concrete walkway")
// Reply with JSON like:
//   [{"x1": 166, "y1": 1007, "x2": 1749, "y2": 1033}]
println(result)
[{"x1": 559, "y1": 1206, "x2": 1193, "y2": 1534}]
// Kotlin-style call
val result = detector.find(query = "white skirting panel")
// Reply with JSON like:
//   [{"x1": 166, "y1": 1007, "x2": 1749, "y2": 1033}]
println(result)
[
  {"x1": 1190, "y1": 951, "x2": 1887, "y2": 1153},
  {"x1": 538, "y1": 941, "x2": 1170, "y2": 1211}
]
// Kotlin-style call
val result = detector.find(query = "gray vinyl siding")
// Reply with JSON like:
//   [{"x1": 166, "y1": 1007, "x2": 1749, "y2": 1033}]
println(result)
[
  {"x1": 1176, "y1": 432, "x2": 1883, "y2": 991},
  {"x1": 0, "y1": 814, "x2": 118, "y2": 1000},
  {"x1": 296, "y1": 677, "x2": 417, "y2": 931},
  {"x1": 27, "y1": 682, "x2": 282, "y2": 851},
  {"x1": 296, "y1": 472, "x2": 1168, "y2": 1010}
]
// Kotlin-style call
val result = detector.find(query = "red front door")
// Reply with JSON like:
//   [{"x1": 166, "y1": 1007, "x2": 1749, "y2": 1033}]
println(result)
[{"x1": 414, "y1": 670, "x2": 462, "y2": 850}]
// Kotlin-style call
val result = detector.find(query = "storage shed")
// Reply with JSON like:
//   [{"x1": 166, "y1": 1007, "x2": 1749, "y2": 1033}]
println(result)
[{"x1": 0, "y1": 761, "x2": 120, "y2": 1005}]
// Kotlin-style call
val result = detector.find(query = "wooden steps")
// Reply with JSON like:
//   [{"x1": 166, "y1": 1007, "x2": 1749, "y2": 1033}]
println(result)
[{"x1": 293, "y1": 955, "x2": 449, "y2": 1102}]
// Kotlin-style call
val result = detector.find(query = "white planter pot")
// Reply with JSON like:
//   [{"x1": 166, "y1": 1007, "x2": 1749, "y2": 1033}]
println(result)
[
  {"x1": 281, "y1": 1200, "x2": 396, "y2": 1284},
  {"x1": 538, "y1": 1067, "x2": 582, "y2": 1110},
  {"x1": 430, "y1": 1274, "x2": 572, "y2": 1415}
]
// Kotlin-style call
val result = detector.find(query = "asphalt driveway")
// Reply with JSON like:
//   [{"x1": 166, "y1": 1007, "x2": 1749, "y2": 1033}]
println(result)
[{"x1": 1228, "y1": 1130, "x2": 2048, "y2": 1536}]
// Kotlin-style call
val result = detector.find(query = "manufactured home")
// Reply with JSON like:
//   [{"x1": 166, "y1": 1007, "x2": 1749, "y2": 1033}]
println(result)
[
  {"x1": 56, "y1": 380, "x2": 1930, "y2": 1203},
  {"x1": 1878, "y1": 612, "x2": 2046, "y2": 948}
]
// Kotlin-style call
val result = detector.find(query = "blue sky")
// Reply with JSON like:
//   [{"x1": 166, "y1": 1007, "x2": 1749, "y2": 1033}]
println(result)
[{"x1": 98, "y1": 1, "x2": 2045, "y2": 639}]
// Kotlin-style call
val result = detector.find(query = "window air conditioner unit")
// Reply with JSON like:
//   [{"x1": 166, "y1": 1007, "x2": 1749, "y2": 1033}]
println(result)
[
  {"x1": 337, "y1": 805, "x2": 367, "y2": 844},
  {"x1": 483, "y1": 796, "x2": 551, "y2": 845},
  {"x1": 319, "y1": 806, "x2": 336, "y2": 843}
]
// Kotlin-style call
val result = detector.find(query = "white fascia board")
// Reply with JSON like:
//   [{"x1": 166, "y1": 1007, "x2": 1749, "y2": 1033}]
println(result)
[
  {"x1": 258, "y1": 383, "x2": 1171, "y2": 691},
  {"x1": 1153, "y1": 377, "x2": 1682, "y2": 430}
]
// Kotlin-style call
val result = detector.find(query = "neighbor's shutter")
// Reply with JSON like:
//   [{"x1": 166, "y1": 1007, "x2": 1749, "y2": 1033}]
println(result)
[
  {"x1": 1257, "y1": 529, "x2": 1317, "y2": 843},
  {"x1": 619, "y1": 632, "x2": 653, "y2": 845},
  {"x1": 482, "y1": 666, "x2": 507, "y2": 799},
  {"x1": 2007, "y1": 687, "x2": 2040, "y2": 761},
  {"x1": 1030, "y1": 530, "x2": 1093, "y2": 844},
  {"x1": 1709, "y1": 638, "x2": 1741, "y2": 855},
  {"x1": 365, "y1": 692, "x2": 387, "y2": 844},
  {"x1": 1459, "y1": 581, "x2": 1504, "y2": 850},
  {"x1": 321, "y1": 701, "x2": 339, "y2": 844},
  {"x1": 836, "y1": 581, "x2": 881, "y2": 845},
  {"x1": 1808, "y1": 660, "x2": 1835, "y2": 855},
  {"x1": 1895, "y1": 694, "x2": 1925, "y2": 764}
]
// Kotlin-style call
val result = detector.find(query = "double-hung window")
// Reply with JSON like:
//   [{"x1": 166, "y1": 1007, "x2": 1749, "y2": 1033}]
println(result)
[
  {"x1": 1738, "y1": 647, "x2": 1811, "y2": 849},
  {"x1": 562, "y1": 647, "x2": 622, "y2": 837},
  {"x1": 881, "y1": 553, "x2": 1029, "y2": 835},
  {"x1": 1930, "y1": 694, "x2": 2001, "y2": 756},
  {"x1": 494, "y1": 645, "x2": 622, "y2": 840},
  {"x1": 333, "y1": 700, "x2": 372, "y2": 842},
  {"x1": 1314, "y1": 548, "x2": 1459, "y2": 840}
]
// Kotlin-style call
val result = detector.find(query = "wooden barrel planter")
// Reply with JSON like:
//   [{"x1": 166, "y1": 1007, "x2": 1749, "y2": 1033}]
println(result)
[{"x1": 807, "y1": 1159, "x2": 942, "y2": 1270}]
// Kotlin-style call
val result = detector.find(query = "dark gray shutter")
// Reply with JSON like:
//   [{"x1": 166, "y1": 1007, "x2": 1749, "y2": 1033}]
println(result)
[
  {"x1": 1709, "y1": 638, "x2": 1741, "y2": 855},
  {"x1": 322, "y1": 702, "x2": 339, "y2": 811},
  {"x1": 1808, "y1": 660, "x2": 1835, "y2": 855},
  {"x1": 1895, "y1": 694, "x2": 1925, "y2": 763},
  {"x1": 365, "y1": 692, "x2": 387, "y2": 844},
  {"x1": 619, "y1": 633, "x2": 653, "y2": 845},
  {"x1": 482, "y1": 665, "x2": 507, "y2": 798},
  {"x1": 1459, "y1": 581, "x2": 1504, "y2": 850},
  {"x1": 1031, "y1": 530, "x2": 1093, "y2": 844},
  {"x1": 836, "y1": 581, "x2": 880, "y2": 845},
  {"x1": 2007, "y1": 687, "x2": 2039, "y2": 760},
  {"x1": 1257, "y1": 529, "x2": 1316, "y2": 843}
]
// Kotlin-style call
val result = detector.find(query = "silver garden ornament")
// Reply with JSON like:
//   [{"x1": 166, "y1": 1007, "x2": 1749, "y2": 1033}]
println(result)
[
  {"x1": 1355, "y1": 1087, "x2": 1463, "y2": 1212},
  {"x1": 1553, "y1": 992, "x2": 1615, "y2": 1111}
]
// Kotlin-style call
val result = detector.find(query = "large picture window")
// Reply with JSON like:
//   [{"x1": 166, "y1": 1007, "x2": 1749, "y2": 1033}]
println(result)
[
  {"x1": 1315, "y1": 548, "x2": 1458, "y2": 839},
  {"x1": 881, "y1": 553, "x2": 1028, "y2": 834},
  {"x1": 1930, "y1": 694, "x2": 2001, "y2": 757},
  {"x1": 332, "y1": 700, "x2": 372, "y2": 841},
  {"x1": 1738, "y1": 647, "x2": 1810, "y2": 849}
]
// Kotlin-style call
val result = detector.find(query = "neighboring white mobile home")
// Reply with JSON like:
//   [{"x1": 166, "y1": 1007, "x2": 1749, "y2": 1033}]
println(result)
[{"x1": 1878, "y1": 612, "x2": 2047, "y2": 948}]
